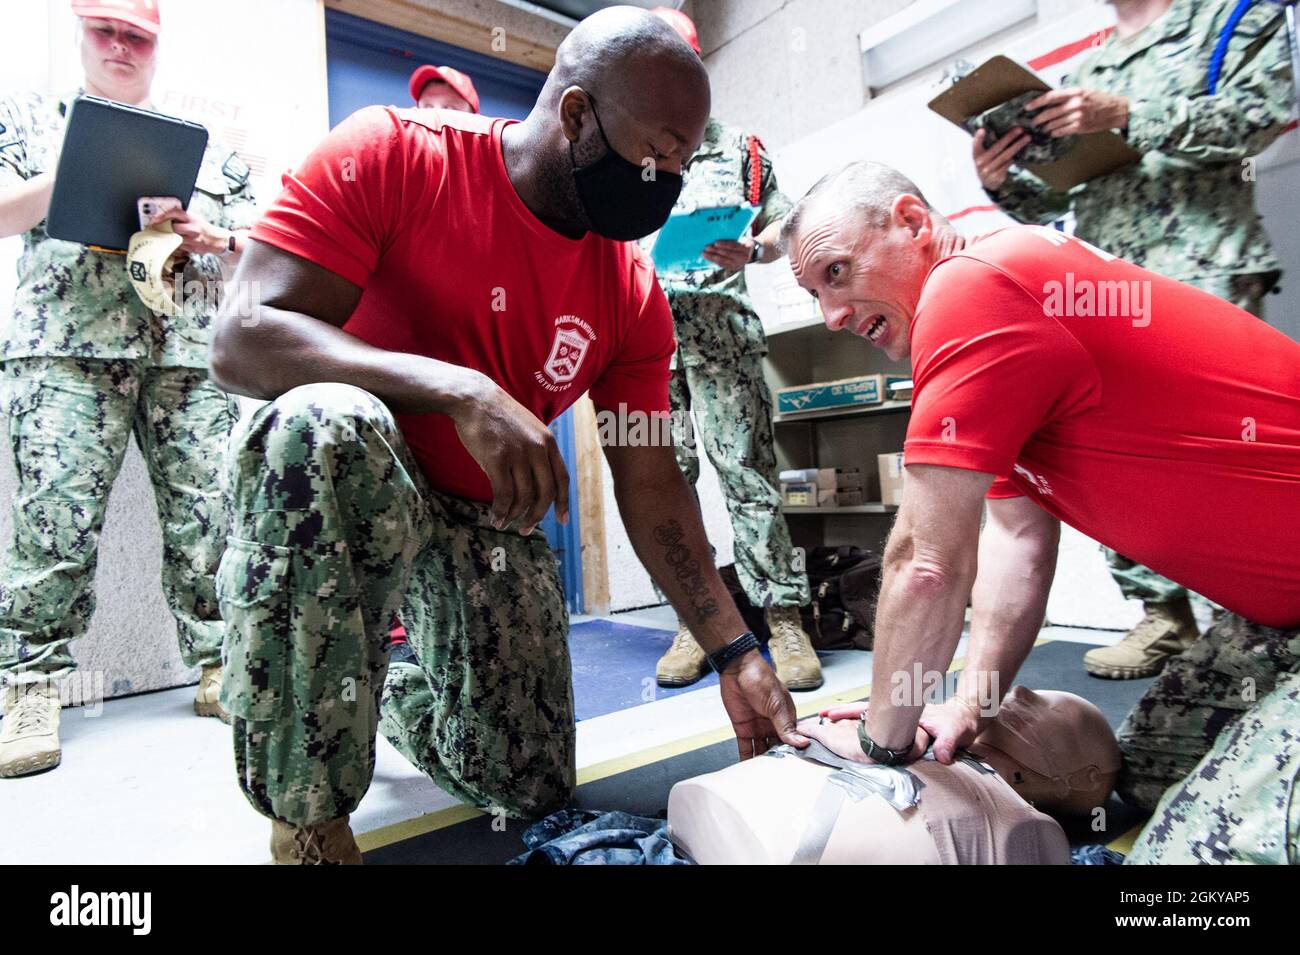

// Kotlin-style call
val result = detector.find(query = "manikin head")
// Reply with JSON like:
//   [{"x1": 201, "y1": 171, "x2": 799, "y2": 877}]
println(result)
[
  {"x1": 73, "y1": 0, "x2": 161, "y2": 105},
  {"x1": 783, "y1": 160, "x2": 960, "y2": 362},
  {"x1": 518, "y1": 5, "x2": 710, "y2": 240},
  {"x1": 969, "y1": 687, "x2": 1121, "y2": 816}
]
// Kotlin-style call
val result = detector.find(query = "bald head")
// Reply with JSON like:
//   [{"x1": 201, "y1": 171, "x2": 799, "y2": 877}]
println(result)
[
  {"x1": 542, "y1": 5, "x2": 708, "y2": 112},
  {"x1": 504, "y1": 4, "x2": 710, "y2": 240}
]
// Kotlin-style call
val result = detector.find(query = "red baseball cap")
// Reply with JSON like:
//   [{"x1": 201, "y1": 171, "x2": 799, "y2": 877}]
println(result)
[
  {"x1": 408, "y1": 64, "x2": 480, "y2": 113},
  {"x1": 652, "y1": 6, "x2": 700, "y2": 54},
  {"x1": 71, "y1": 0, "x2": 161, "y2": 35}
]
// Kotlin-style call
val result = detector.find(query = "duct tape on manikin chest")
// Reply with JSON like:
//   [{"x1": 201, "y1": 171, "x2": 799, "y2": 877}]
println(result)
[{"x1": 768, "y1": 740, "x2": 995, "y2": 865}]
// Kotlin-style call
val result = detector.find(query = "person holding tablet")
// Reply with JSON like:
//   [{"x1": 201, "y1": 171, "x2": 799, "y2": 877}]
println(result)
[{"x1": 0, "y1": 0, "x2": 257, "y2": 778}]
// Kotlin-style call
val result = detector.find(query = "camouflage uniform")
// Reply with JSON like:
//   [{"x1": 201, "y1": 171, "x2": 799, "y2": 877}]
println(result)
[
  {"x1": 1126, "y1": 656, "x2": 1299, "y2": 864},
  {"x1": 651, "y1": 118, "x2": 809, "y2": 609},
  {"x1": 987, "y1": 0, "x2": 1293, "y2": 609},
  {"x1": 219, "y1": 384, "x2": 575, "y2": 826},
  {"x1": 0, "y1": 91, "x2": 256, "y2": 686}
]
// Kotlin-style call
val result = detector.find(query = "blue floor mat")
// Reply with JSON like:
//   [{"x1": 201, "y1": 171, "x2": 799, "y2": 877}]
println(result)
[
  {"x1": 568, "y1": 619, "x2": 852, "y2": 721},
  {"x1": 568, "y1": 619, "x2": 716, "y2": 721}
]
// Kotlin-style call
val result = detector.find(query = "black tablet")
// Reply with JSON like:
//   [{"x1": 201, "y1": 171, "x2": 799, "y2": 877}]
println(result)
[{"x1": 46, "y1": 94, "x2": 209, "y2": 252}]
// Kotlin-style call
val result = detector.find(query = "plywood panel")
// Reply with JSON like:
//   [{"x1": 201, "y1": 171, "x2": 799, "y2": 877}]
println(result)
[
  {"x1": 574, "y1": 397, "x2": 610, "y2": 615},
  {"x1": 325, "y1": 0, "x2": 559, "y2": 72}
]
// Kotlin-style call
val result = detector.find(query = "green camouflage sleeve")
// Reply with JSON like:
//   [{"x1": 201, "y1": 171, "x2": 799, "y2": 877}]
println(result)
[
  {"x1": 0, "y1": 96, "x2": 30, "y2": 187},
  {"x1": 746, "y1": 140, "x2": 792, "y2": 234},
  {"x1": 217, "y1": 152, "x2": 259, "y2": 233},
  {"x1": 1126, "y1": 6, "x2": 1293, "y2": 163},
  {"x1": 987, "y1": 166, "x2": 1071, "y2": 225},
  {"x1": 220, "y1": 182, "x2": 259, "y2": 233}
]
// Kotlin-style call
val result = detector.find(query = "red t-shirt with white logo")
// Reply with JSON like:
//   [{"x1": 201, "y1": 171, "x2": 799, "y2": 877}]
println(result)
[
  {"x1": 904, "y1": 226, "x2": 1300, "y2": 627},
  {"x1": 249, "y1": 106, "x2": 675, "y2": 501}
]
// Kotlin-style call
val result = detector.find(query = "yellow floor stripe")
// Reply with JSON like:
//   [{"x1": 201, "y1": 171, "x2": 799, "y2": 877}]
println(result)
[
  {"x1": 356, "y1": 639, "x2": 1060, "y2": 853},
  {"x1": 1106, "y1": 821, "x2": 1148, "y2": 856}
]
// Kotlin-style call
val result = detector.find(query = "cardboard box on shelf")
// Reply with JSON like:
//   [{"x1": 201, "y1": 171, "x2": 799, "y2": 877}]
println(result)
[
  {"x1": 776, "y1": 374, "x2": 885, "y2": 415},
  {"x1": 781, "y1": 481, "x2": 816, "y2": 507},
  {"x1": 835, "y1": 489, "x2": 865, "y2": 507},
  {"x1": 887, "y1": 377, "x2": 913, "y2": 401},
  {"x1": 777, "y1": 468, "x2": 836, "y2": 490},
  {"x1": 817, "y1": 488, "x2": 838, "y2": 507},
  {"x1": 834, "y1": 466, "x2": 864, "y2": 489},
  {"x1": 877, "y1": 452, "x2": 906, "y2": 506}
]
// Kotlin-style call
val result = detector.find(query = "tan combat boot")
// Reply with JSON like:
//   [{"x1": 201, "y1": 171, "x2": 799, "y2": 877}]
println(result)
[
  {"x1": 656, "y1": 622, "x2": 710, "y2": 687},
  {"x1": 1084, "y1": 598, "x2": 1199, "y2": 680},
  {"x1": 271, "y1": 815, "x2": 364, "y2": 865},
  {"x1": 0, "y1": 683, "x2": 62, "y2": 778},
  {"x1": 766, "y1": 605, "x2": 823, "y2": 691},
  {"x1": 193, "y1": 664, "x2": 230, "y2": 723}
]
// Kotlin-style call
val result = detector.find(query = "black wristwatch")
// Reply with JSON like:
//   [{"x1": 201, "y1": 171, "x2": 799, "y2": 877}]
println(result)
[
  {"x1": 749, "y1": 239, "x2": 764, "y2": 263},
  {"x1": 857, "y1": 715, "x2": 912, "y2": 766},
  {"x1": 707, "y1": 630, "x2": 760, "y2": 673}
]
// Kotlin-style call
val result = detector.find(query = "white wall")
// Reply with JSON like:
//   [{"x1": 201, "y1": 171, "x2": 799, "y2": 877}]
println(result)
[{"x1": 0, "y1": 0, "x2": 329, "y2": 698}]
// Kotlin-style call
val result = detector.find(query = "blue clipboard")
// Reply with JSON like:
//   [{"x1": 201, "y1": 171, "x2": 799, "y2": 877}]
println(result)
[{"x1": 651, "y1": 204, "x2": 759, "y2": 273}]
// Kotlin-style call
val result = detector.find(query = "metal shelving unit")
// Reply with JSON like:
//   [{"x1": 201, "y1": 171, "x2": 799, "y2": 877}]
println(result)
[
  {"x1": 773, "y1": 399, "x2": 911, "y2": 425},
  {"x1": 783, "y1": 503, "x2": 898, "y2": 515},
  {"x1": 763, "y1": 316, "x2": 912, "y2": 553}
]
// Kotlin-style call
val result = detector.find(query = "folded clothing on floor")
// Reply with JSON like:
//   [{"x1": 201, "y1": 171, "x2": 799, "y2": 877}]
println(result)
[
  {"x1": 1071, "y1": 844, "x2": 1125, "y2": 865},
  {"x1": 509, "y1": 809, "x2": 692, "y2": 865}
]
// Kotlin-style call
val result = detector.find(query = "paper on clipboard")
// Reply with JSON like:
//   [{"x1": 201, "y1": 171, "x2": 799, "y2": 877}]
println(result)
[
  {"x1": 651, "y1": 204, "x2": 759, "y2": 273},
  {"x1": 928, "y1": 55, "x2": 1140, "y2": 191}
]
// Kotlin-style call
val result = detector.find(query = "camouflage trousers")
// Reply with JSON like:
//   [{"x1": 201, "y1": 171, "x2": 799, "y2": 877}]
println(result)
[
  {"x1": 1116, "y1": 611, "x2": 1300, "y2": 861},
  {"x1": 1103, "y1": 272, "x2": 1274, "y2": 606},
  {"x1": 218, "y1": 383, "x2": 575, "y2": 827},
  {"x1": 669, "y1": 352, "x2": 809, "y2": 609},
  {"x1": 1127, "y1": 671, "x2": 1300, "y2": 864},
  {"x1": 0, "y1": 357, "x2": 235, "y2": 685}
]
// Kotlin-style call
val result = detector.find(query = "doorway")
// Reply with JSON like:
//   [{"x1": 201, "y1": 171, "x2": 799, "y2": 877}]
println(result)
[{"x1": 324, "y1": 8, "x2": 585, "y2": 613}]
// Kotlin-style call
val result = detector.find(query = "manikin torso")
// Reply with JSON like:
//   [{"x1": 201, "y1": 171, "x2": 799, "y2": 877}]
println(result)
[
  {"x1": 668, "y1": 689, "x2": 1118, "y2": 865},
  {"x1": 668, "y1": 749, "x2": 1070, "y2": 865}
]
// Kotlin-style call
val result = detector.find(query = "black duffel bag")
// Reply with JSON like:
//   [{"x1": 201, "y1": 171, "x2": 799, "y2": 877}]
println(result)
[
  {"x1": 802, "y1": 545, "x2": 881, "y2": 651},
  {"x1": 718, "y1": 544, "x2": 881, "y2": 652}
]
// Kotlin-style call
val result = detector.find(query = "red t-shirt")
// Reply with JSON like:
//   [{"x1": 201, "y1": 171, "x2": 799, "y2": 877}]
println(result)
[
  {"x1": 905, "y1": 226, "x2": 1300, "y2": 627},
  {"x1": 249, "y1": 106, "x2": 675, "y2": 501}
]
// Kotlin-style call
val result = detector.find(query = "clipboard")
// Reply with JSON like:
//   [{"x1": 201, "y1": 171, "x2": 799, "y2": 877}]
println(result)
[
  {"x1": 46, "y1": 95, "x2": 209, "y2": 252},
  {"x1": 928, "y1": 55, "x2": 1140, "y2": 191},
  {"x1": 651, "y1": 203, "x2": 759, "y2": 273}
]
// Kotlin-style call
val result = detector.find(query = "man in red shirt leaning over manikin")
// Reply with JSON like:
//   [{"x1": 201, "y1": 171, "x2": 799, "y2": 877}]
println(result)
[
  {"x1": 210, "y1": 7, "x2": 808, "y2": 863},
  {"x1": 785, "y1": 160, "x2": 1300, "y2": 865}
]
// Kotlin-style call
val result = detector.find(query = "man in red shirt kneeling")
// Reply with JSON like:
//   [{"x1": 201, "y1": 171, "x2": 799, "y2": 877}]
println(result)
[
  {"x1": 210, "y1": 7, "x2": 807, "y2": 863},
  {"x1": 784, "y1": 160, "x2": 1300, "y2": 865}
]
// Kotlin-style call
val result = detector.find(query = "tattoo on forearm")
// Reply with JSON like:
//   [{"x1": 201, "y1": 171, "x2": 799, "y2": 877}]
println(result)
[{"x1": 652, "y1": 519, "x2": 720, "y2": 623}]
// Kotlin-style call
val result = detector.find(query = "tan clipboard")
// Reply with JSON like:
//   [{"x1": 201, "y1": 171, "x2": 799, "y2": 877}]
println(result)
[{"x1": 928, "y1": 55, "x2": 1140, "y2": 191}]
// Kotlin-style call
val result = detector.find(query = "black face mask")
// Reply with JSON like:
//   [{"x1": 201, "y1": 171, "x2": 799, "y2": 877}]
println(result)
[{"x1": 571, "y1": 97, "x2": 682, "y2": 241}]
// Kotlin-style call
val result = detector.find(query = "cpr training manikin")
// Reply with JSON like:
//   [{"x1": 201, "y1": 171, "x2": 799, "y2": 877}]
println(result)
[{"x1": 667, "y1": 688, "x2": 1121, "y2": 865}]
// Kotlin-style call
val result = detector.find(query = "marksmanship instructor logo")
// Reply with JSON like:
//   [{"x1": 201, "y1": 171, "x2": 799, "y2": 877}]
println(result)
[
  {"x1": 537, "y1": 315, "x2": 596, "y2": 391},
  {"x1": 50, "y1": 885, "x2": 151, "y2": 935}
]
